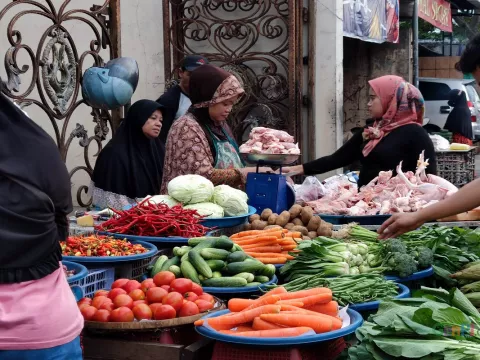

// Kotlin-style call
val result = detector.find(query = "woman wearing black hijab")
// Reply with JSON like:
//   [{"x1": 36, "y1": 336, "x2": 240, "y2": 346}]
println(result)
[
  {"x1": 92, "y1": 100, "x2": 165, "y2": 209},
  {"x1": 444, "y1": 89, "x2": 473, "y2": 145},
  {"x1": 0, "y1": 84, "x2": 83, "y2": 357}
]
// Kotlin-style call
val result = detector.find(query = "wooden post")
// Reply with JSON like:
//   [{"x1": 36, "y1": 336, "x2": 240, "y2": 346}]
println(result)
[{"x1": 109, "y1": 0, "x2": 123, "y2": 131}]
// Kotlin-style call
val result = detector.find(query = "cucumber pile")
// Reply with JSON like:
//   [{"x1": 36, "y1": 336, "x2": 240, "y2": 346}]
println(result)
[{"x1": 151, "y1": 236, "x2": 276, "y2": 287}]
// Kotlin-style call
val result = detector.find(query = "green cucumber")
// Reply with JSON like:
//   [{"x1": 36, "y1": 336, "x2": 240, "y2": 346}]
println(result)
[
  {"x1": 227, "y1": 251, "x2": 247, "y2": 263},
  {"x1": 181, "y1": 260, "x2": 200, "y2": 284},
  {"x1": 212, "y1": 271, "x2": 222, "y2": 278},
  {"x1": 206, "y1": 260, "x2": 226, "y2": 271},
  {"x1": 226, "y1": 261, "x2": 265, "y2": 275},
  {"x1": 247, "y1": 282, "x2": 262, "y2": 287},
  {"x1": 233, "y1": 272, "x2": 255, "y2": 283},
  {"x1": 151, "y1": 255, "x2": 168, "y2": 276},
  {"x1": 201, "y1": 277, "x2": 248, "y2": 287},
  {"x1": 191, "y1": 239, "x2": 216, "y2": 253},
  {"x1": 189, "y1": 251, "x2": 213, "y2": 278},
  {"x1": 173, "y1": 247, "x2": 182, "y2": 257},
  {"x1": 174, "y1": 246, "x2": 192, "y2": 257},
  {"x1": 168, "y1": 265, "x2": 182, "y2": 278},
  {"x1": 213, "y1": 237, "x2": 234, "y2": 250},
  {"x1": 199, "y1": 274, "x2": 206, "y2": 281},
  {"x1": 188, "y1": 237, "x2": 224, "y2": 247},
  {"x1": 200, "y1": 248, "x2": 230, "y2": 260},
  {"x1": 259, "y1": 264, "x2": 276, "y2": 278},
  {"x1": 160, "y1": 256, "x2": 180, "y2": 272},
  {"x1": 232, "y1": 244, "x2": 243, "y2": 252},
  {"x1": 181, "y1": 251, "x2": 191, "y2": 262},
  {"x1": 254, "y1": 275, "x2": 270, "y2": 284}
]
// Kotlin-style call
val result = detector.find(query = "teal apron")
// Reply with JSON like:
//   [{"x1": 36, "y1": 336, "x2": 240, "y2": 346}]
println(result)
[{"x1": 205, "y1": 126, "x2": 244, "y2": 169}]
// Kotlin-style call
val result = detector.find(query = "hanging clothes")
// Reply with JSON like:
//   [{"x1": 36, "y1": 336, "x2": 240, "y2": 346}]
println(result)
[{"x1": 444, "y1": 89, "x2": 473, "y2": 144}]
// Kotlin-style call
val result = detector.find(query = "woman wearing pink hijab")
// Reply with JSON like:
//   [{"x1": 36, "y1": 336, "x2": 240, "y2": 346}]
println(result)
[{"x1": 283, "y1": 75, "x2": 436, "y2": 187}]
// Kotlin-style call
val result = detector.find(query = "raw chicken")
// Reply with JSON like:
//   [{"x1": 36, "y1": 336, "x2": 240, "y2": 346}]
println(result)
[{"x1": 240, "y1": 127, "x2": 300, "y2": 155}]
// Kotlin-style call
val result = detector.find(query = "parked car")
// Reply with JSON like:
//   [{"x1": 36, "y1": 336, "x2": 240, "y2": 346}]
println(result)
[{"x1": 419, "y1": 78, "x2": 480, "y2": 140}]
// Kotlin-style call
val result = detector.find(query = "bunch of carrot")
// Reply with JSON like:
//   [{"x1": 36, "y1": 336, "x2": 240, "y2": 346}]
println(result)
[
  {"x1": 230, "y1": 228, "x2": 302, "y2": 265},
  {"x1": 194, "y1": 287, "x2": 341, "y2": 338}
]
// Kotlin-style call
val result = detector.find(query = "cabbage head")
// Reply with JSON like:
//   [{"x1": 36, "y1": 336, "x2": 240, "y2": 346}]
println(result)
[
  {"x1": 212, "y1": 185, "x2": 249, "y2": 216},
  {"x1": 167, "y1": 175, "x2": 214, "y2": 204},
  {"x1": 184, "y1": 202, "x2": 224, "y2": 218},
  {"x1": 144, "y1": 195, "x2": 179, "y2": 208}
]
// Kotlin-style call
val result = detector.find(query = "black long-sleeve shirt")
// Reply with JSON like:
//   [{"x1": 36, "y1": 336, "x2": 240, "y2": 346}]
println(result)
[{"x1": 303, "y1": 124, "x2": 437, "y2": 187}]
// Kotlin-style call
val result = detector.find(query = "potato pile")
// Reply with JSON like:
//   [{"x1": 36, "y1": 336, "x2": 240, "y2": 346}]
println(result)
[{"x1": 245, "y1": 205, "x2": 333, "y2": 240}]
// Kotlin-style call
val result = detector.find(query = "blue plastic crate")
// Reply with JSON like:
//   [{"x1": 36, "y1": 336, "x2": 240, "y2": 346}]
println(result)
[{"x1": 69, "y1": 268, "x2": 115, "y2": 298}]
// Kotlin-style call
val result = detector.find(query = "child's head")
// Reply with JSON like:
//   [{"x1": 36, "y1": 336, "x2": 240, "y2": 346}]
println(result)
[{"x1": 456, "y1": 34, "x2": 480, "y2": 85}]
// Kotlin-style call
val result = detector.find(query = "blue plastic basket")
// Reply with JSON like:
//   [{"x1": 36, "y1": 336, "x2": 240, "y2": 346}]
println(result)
[
  {"x1": 69, "y1": 268, "x2": 115, "y2": 298},
  {"x1": 201, "y1": 206, "x2": 257, "y2": 229},
  {"x1": 384, "y1": 266, "x2": 434, "y2": 282},
  {"x1": 63, "y1": 261, "x2": 88, "y2": 284}
]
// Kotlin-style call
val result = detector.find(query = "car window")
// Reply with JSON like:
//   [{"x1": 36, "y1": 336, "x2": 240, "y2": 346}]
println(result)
[{"x1": 419, "y1": 82, "x2": 452, "y2": 101}]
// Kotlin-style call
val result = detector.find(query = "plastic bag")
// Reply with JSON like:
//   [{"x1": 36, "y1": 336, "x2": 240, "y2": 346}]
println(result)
[
  {"x1": 429, "y1": 134, "x2": 450, "y2": 151},
  {"x1": 295, "y1": 176, "x2": 326, "y2": 205},
  {"x1": 322, "y1": 174, "x2": 358, "y2": 198}
]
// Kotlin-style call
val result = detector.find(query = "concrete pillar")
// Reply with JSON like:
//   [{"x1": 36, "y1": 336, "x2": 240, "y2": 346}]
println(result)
[{"x1": 307, "y1": 0, "x2": 344, "y2": 179}]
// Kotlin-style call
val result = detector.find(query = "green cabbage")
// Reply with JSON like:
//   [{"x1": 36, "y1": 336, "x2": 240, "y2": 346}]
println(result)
[
  {"x1": 167, "y1": 175, "x2": 214, "y2": 204},
  {"x1": 144, "y1": 195, "x2": 179, "y2": 208},
  {"x1": 212, "y1": 185, "x2": 249, "y2": 216},
  {"x1": 184, "y1": 202, "x2": 224, "y2": 218}
]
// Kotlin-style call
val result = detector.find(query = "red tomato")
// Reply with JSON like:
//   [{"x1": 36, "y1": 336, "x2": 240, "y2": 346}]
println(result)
[
  {"x1": 191, "y1": 283, "x2": 203, "y2": 296},
  {"x1": 113, "y1": 294, "x2": 134, "y2": 309},
  {"x1": 80, "y1": 305, "x2": 97, "y2": 321},
  {"x1": 161, "y1": 285, "x2": 171, "y2": 292},
  {"x1": 154, "y1": 305, "x2": 176, "y2": 320},
  {"x1": 123, "y1": 280, "x2": 141, "y2": 294},
  {"x1": 132, "y1": 304, "x2": 153, "y2": 320},
  {"x1": 153, "y1": 271, "x2": 176, "y2": 287},
  {"x1": 146, "y1": 287, "x2": 168, "y2": 303},
  {"x1": 178, "y1": 301, "x2": 200, "y2": 317},
  {"x1": 170, "y1": 278, "x2": 192, "y2": 294},
  {"x1": 94, "y1": 290, "x2": 109, "y2": 298},
  {"x1": 184, "y1": 292, "x2": 199, "y2": 302},
  {"x1": 162, "y1": 292, "x2": 184, "y2": 312},
  {"x1": 129, "y1": 289, "x2": 146, "y2": 301},
  {"x1": 111, "y1": 278, "x2": 129, "y2": 289},
  {"x1": 78, "y1": 303, "x2": 91, "y2": 311},
  {"x1": 108, "y1": 288, "x2": 127, "y2": 300},
  {"x1": 110, "y1": 307, "x2": 134, "y2": 322},
  {"x1": 149, "y1": 303, "x2": 163, "y2": 315},
  {"x1": 92, "y1": 309, "x2": 111, "y2": 322},
  {"x1": 198, "y1": 293, "x2": 215, "y2": 305},
  {"x1": 133, "y1": 300, "x2": 148, "y2": 307},
  {"x1": 77, "y1": 298, "x2": 92, "y2": 306},
  {"x1": 195, "y1": 299, "x2": 214, "y2": 312},
  {"x1": 141, "y1": 278, "x2": 156, "y2": 293},
  {"x1": 91, "y1": 296, "x2": 110, "y2": 310}
]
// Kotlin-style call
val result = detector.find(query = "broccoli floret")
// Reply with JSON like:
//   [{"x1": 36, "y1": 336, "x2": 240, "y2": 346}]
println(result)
[
  {"x1": 415, "y1": 247, "x2": 434, "y2": 269},
  {"x1": 385, "y1": 252, "x2": 418, "y2": 278},
  {"x1": 382, "y1": 238, "x2": 407, "y2": 256}
]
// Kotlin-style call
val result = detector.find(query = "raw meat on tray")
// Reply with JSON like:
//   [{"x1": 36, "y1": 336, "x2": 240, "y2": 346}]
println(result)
[{"x1": 240, "y1": 127, "x2": 300, "y2": 155}]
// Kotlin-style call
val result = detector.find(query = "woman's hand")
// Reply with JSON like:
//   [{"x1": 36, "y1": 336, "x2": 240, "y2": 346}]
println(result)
[
  {"x1": 281, "y1": 165, "x2": 304, "y2": 176},
  {"x1": 377, "y1": 212, "x2": 425, "y2": 240}
]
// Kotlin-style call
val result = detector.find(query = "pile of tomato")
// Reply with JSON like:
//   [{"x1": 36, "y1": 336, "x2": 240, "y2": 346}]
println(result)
[{"x1": 77, "y1": 271, "x2": 215, "y2": 323}]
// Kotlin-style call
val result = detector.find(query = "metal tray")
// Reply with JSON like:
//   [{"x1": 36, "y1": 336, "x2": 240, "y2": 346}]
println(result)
[{"x1": 240, "y1": 153, "x2": 300, "y2": 166}]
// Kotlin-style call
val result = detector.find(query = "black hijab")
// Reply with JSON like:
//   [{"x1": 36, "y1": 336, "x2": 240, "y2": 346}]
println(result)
[
  {"x1": 444, "y1": 90, "x2": 473, "y2": 139},
  {"x1": 93, "y1": 100, "x2": 164, "y2": 200},
  {"x1": 0, "y1": 85, "x2": 73, "y2": 283}
]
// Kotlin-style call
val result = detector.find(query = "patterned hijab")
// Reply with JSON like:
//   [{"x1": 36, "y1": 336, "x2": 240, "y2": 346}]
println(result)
[{"x1": 363, "y1": 75, "x2": 425, "y2": 157}]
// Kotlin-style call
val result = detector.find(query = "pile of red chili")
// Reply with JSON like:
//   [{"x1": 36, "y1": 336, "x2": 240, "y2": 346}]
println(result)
[
  {"x1": 95, "y1": 201, "x2": 210, "y2": 238},
  {"x1": 61, "y1": 235, "x2": 148, "y2": 257}
]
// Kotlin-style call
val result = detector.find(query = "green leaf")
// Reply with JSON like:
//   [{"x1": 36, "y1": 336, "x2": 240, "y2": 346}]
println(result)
[
  {"x1": 402, "y1": 312, "x2": 443, "y2": 336},
  {"x1": 372, "y1": 337, "x2": 459, "y2": 358},
  {"x1": 450, "y1": 288, "x2": 480, "y2": 320},
  {"x1": 432, "y1": 307, "x2": 471, "y2": 328},
  {"x1": 371, "y1": 301, "x2": 420, "y2": 328}
]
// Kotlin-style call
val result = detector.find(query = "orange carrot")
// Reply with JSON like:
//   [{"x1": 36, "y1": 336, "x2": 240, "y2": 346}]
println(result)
[
  {"x1": 194, "y1": 319, "x2": 204, "y2": 326},
  {"x1": 207, "y1": 305, "x2": 281, "y2": 327},
  {"x1": 254, "y1": 257, "x2": 287, "y2": 264},
  {"x1": 241, "y1": 245, "x2": 282, "y2": 253},
  {"x1": 306, "y1": 301, "x2": 339, "y2": 317},
  {"x1": 258, "y1": 286, "x2": 288, "y2": 299},
  {"x1": 264, "y1": 230, "x2": 286, "y2": 238},
  {"x1": 276, "y1": 311, "x2": 342, "y2": 329},
  {"x1": 276, "y1": 288, "x2": 332, "y2": 300},
  {"x1": 293, "y1": 293, "x2": 333, "y2": 307},
  {"x1": 276, "y1": 300, "x2": 304, "y2": 307},
  {"x1": 228, "y1": 298, "x2": 255, "y2": 312},
  {"x1": 242, "y1": 295, "x2": 281, "y2": 312},
  {"x1": 231, "y1": 230, "x2": 264, "y2": 238},
  {"x1": 234, "y1": 236, "x2": 279, "y2": 245},
  {"x1": 281, "y1": 245, "x2": 298, "y2": 251},
  {"x1": 279, "y1": 305, "x2": 335, "y2": 317},
  {"x1": 240, "y1": 242, "x2": 280, "y2": 250},
  {"x1": 235, "y1": 325, "x2": 254, "y2": 332},
  {"x1": 219, "y1": 327, "x2": 314, "y2": 338},
  {"x1": 203, "y1": 319, "x2": 235, "y2": 331},
  {"x1": 260, "y1": 314, "x2": 337, "y2": 334},
  {"x1": 252, "y1": 317, "x2": 285, "y2": 330},
  {"x1": 285, "y1": 232, "x2": 302, "y2": 238},
  {"x1": 245, "y1": 252, "x2": 293, "y2": 259},
  {"x1": 279, "y1": 239, "x2": 297, "y2": 246}
]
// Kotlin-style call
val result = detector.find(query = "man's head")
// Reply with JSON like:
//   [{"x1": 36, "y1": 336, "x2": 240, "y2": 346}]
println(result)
[
  {"x1": 456, "y1": 34, "x2": 480, "y2": 85},
  {"x1": 178, "y1": 55, "x2": 209, "y2": 94}
]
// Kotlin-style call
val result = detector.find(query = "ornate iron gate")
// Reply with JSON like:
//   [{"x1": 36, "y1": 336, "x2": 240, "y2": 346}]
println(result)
[
  {"x1": 0, "y1": 0, "x2": 121, "y2": 207},
  {"x1": 162, "y1": 0, "x2": 303, "y2": 144}
]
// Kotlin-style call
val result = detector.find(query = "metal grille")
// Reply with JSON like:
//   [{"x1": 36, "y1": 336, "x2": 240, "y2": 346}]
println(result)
[{"x1": 162, "y1": 0, "x2": 303, "y2": 145}]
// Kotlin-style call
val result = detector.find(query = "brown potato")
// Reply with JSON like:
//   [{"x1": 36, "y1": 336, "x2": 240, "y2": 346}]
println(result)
[
  {"x1": 244, "y1": 223, "x2": 252, "y2": 231},
  {"x1": 275, "y1": 211, "x2": 291, "y2": 227},
  {"x1": 251, "y1": 220, "x2": 268, "y2": 230},
  {"x1": 291, "y1": 225, "x2": 309, "y2": 236},
  {"x1": 302, "y1": 236, "x2": 311, "y2": 240},
  {"x1": 268, "y1": 214, "x2": 279, "y2": 225},
  {"x1": 289, "y1": 204, "x2": 303, "y2": 220},
  {"x1": 308, "y1": 231, "x2": 318, "y2": 239},
  {"x1": 265, "y1": 225, "x2": 282, "y2": 231},
  {"x1": 285, "y1": 223, "x2": 295, "y2": 230},
  {"x1": 301, "y1": 206, "x2": 314, "y2": 225},
  {"x1": 292, "y1": 218, "x2": 304, "y2": 226},
  {"x1": 261, "y1": 208, "x2": 273, "y2": 221},
  {"x1": 307, "y1": 215, "x2": 322, "y2": 231},
  {"x1": 317, "y1": 223, "x2": 333, "y2": 236},
  {"x1": 249, "y1": 214, "x2": 260, "y2": 223}
]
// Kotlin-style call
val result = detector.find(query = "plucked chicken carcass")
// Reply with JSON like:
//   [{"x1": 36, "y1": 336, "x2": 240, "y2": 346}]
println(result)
[
  {"x1": 306, "y1": 152, "x2": 459, "y2": 216},
  {"x1": 240, "y1": 127, "x2": 300, "y2": 155}
]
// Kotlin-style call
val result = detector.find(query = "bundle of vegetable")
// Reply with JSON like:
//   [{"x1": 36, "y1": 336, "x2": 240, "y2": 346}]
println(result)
[
  {"x1": 155, "y1": 236, "x2": 276, "y2": 287},
  {"x1": 349, "y1": 287, "x2": 480, "y2": 360},
  {"x1": 230, "y1": 227, "x2": 302, "y2": 264},
  {"x1": 280, "y1": 274, "x2": 399, "y2": 306},
  {"x1": 61, "y1": 235, "x2": 148, "y2": 257},
  {"x1": 246, "y1": 205, "x2": 333, "y2": 240},
  {"x1": 195, "y1": 287, "x2": 342, "y2": 337},
  {"x1": 96, "y1": 200, "x2": 209, "y2": 238}
]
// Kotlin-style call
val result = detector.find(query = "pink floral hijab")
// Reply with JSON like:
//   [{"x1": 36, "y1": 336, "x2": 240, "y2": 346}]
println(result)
[{"x1": 362, "y1": 75, "x2": 425, "y2": 157}]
